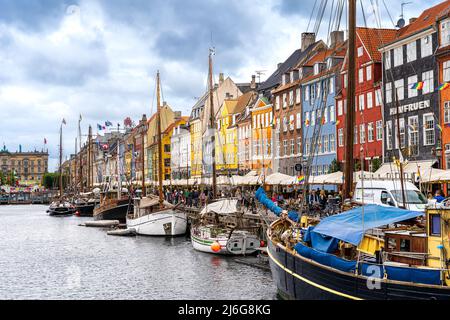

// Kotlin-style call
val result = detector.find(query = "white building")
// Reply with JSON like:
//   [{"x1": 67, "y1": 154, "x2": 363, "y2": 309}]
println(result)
[{"x1": 171, "y1": 123, "x2": 191, "y2": 179}]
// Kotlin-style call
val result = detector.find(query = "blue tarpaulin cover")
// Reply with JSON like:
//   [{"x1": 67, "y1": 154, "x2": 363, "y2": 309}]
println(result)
[
  {"x1": 304, "y1": 226, "x2": 339, "y2": 253},
  {"x1": 255, "y1": 187, "x2": 284, "y2": 217},
  {"x1": 312, "y1": 204, "x2": 423, "y2": 246}
]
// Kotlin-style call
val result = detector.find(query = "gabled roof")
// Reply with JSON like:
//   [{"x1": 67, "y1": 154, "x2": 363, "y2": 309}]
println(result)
[
  {"x1": 230, "y1": 91, "x2": 255, "y2": 115},
  {"x1": 357, "y1": 27, "x2": 397, "y2": 61},
  {"x1": 396, "y1": 0, "x2": 450, "y2": 41},
  {"x1": 258, "y1": 41, "x2": 324, "y2": 92}
]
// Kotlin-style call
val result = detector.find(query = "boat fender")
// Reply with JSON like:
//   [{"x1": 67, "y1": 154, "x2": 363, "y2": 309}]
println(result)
[{"x1": 211, "y1": 242, "x2": 221, "y2": 252}]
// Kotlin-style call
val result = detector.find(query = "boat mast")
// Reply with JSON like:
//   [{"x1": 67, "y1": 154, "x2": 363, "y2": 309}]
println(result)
[
  {"x1": 88, "y1": 125, "x2": 92, "y2": 191},
  {"x1": 141, "y1": 124, "x2": 146, "y2": 197},
  {"x1": 78, "y1": 116, "x2": 83, "y2": 193},
  {"x1": 208, "y1": 48, "x2": 217, "y2": 199},
  {"x1": 156, "y1": 71, "x2": 164, "y2": 208},
  {"x1": 117, "y1": 140, "x2": 121, "y2": 199},
  {"x1": 394, "y1": 94, "x2": 407, "y2": 208},
  {"x1": 343, "y1": 0, "x2": 356, "y2": 200},
  {"x1": 74, "y1": 137, "x2": 78, "y2": 194},
  {"x1": 59, "y1": 122, "x2": 63, "y2": 198}
]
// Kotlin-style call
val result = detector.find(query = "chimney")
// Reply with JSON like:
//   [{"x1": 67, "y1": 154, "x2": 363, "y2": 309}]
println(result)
[
  {"x1": 330, "y1": 30, "x2": 344, "y2": 48},
  {"x1": 277, "y1": 62, "x2": 282, "y2": 69},
  {"x1": 219, "y1": 73, "x2": 224, "y2": 85},
  {"x1": 301, "y1": 32, "x2": 316, "y2": 51},
  {"x1": 409, "y1": 17, "x2": 417, "y2": 24},
  {"x1": 251, "y1": 75, "x2": 256, "y2": 89}
]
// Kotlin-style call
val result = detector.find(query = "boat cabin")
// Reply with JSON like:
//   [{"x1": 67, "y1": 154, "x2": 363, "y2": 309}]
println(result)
[{"x1": 384, "y1": 229, "x2": 427, "y2": 266}]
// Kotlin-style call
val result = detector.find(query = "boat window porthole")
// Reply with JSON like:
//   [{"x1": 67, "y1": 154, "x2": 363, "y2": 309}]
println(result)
[{"x1": 234, "y1": 243, "x2": 238, "y2": 247}]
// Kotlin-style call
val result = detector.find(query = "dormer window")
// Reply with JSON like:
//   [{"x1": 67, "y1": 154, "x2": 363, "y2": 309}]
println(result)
[
  {"x1": 282, "y1": 73, "x2": 290, "y2": 85},
  {"x1": 313, "y1": 62, "x2": 324, "y2": 75},
  {"x1": 326, "y1": 58, "x2": 332, "y2": 69}
]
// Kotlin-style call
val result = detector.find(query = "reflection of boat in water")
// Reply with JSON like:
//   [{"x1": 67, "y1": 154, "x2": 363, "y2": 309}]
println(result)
[
  {"x1": 127, "y1": 195, "x2": 187, "y2": 236},
  {"x1": 234, "y1": 248, "x2": 270, "y2": 271},
  {"x1": 190, "y1": 199, "x2": 261, "y2": 255}
]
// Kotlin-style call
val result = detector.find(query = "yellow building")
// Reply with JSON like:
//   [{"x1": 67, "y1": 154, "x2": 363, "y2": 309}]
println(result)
[
  {"x1": 190, "y1": 75, "x2": 244, "y2": 178},
  {"x1": 216, "y1": 99, "x2": 238, "y2": 174},
  {"x1": 0, "y1": 146, "x2": 49, "y2": 186}
]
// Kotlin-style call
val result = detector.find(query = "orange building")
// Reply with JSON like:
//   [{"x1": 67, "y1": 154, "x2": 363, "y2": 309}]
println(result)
[
  {"x1": 250, "y1": 97, "x2": 273, "y2": 176},
  {"x1": 437, "y1": 12, "x2": 450, "y2": 170}
]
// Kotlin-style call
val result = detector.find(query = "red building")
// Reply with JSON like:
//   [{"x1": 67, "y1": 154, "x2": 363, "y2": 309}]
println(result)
[{"x1": 336, "y1": 27, "x2": 397, "y2": 171}]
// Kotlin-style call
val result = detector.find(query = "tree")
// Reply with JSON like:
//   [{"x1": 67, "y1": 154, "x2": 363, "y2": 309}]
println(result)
[
  {"x1": 329, "y1": 158, "x2": 341, "y2": 173},
  {"x1": 371, "y1": 158, "x2": 382, "y2": 173}
]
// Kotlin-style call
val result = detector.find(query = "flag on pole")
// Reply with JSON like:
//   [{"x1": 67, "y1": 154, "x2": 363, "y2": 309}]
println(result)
[
  {"x1": 105, "y1": 121, "x2": 113, "y2": 127},
  {"x1": 79, "y1": 114, "x2": 82, "y2": 121},
  {"x1": 44, "y1": 138, "x2": 47, "y2": 144},
  {"x1": 411, "y1": 82, "x2": 424, "y2": 90},
  {"x1": 297, "y1": 175, "x2": 305, "y2": 184},
  {"x1": 97, "y1": 124, "x2": 103, "y2": 131},
  {"x1": 62, "y1": 118, "x2": 67, "y2": 125}
]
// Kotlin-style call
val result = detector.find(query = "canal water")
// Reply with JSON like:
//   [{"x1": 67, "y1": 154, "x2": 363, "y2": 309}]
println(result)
[{"x1": 0, "y1": 205, "x2": 276, "y2": 300}]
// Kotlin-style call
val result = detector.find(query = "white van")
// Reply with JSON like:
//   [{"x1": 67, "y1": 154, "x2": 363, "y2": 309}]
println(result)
[{"x1": 353, "y1": 180, "x2": 427, "y2": 212}]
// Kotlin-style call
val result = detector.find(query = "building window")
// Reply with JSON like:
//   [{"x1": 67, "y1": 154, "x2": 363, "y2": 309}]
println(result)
[
  {"x1": 354, "y1": 126, "x2": 358, "y2": 145},
  {"x1": 386, "y1": 82, "x2": 392, "y2": 103},
  {"x1": 296, "y1": 88, "x2": 301, "y2": 104},
  {"x1": 297, "y1": 137, "x2": 301, "y2": 154},
  {"x1": 359, "y1": 94, "x2": 365, "y2": 111},
  {"x1": 375, "y1": 89, "x2": 382, "y2": 106},
  {"x1": 396, "y1": 118, "x2": 406, "y2": 149},
  {"x1": 358, "y1": 68, "x2": 364, "y2": 83},
  {"x1": 338, "y1": 128, "x2": 344, "y2": 147},
  {"x1": 367, "y1": 92, "x2": 373, "y2": 109},
  {"x1": 275, "y1": 96, "x2": 280, "y2": 110},
  {"x1": 406, "y1": 41, "x2": 417, "y2": 62},
  {"x1": 422, "y1": 70, "x2": 434, "y2": 94},
  {"x1": 283, "y1": 140, "x2": 288, "y2": 156},
  {"x1": 305, "y1": 86, "x2": 310, "y2": 101},
  {"x1": 386, "y1": 121, "x2": 393, "y2": 150},
  {"x1": 282, "y1": 93, "x2": 287, "y2": 108},
  {"x1": 296, "y1": 113, "x2": 301, "y2": 129},
  {"x1": 423, "y1": 113, "x2": 435, "y2": 146},
  {"x1": 337, "y1": 100, "x2": 343, "y2": 116},
  {"x1": 357, "y1": 46, "x2": 363, "y2": 57},
  {"x1": 445, "y1": 102, "x2": 450, "y2": 124},
  {"x1": 408, "y1": 116, "x2": 419, "y2": 157},
  {"x1": 421, "y1": 35, "x2": 433, "y2": 58},
  {"x1": 385, "y1": 51, "x2": 391, "y2": 69},
  {"x1": 323, "y1": 107, "x2": 328, "y2": 123},
  {"x1": 329, "y1": 105, "x2": 335, "y2": 123},
  {"x1": 376, "y1": 120, "x2": 383, "y2": 141},
  {"x1": 305, "y1": 139, "x2": 310, "y2": 155},
  {"x1": 323, "y1": 135, "x2": 329, "y2": 153},
  {"x1": 444, "y1": 61, "x2": 450, "y2": 82},
  {"x1": 329, "y1": 134, "x2": 335, "y2": 152},
  {"x1": 395, "y1": 79, "x2": 404, "y2": 100},
  {"x1": 408, "y1": 75, "x2": 418, "y2": 98},
  {"x1": 311, "y1": 110, "x2": 316, "y2": 126},
  {"x1": 305, "y1": 112, "x2": 310, "y2": 126},
  {"x1": 289, "y1": 114, "x2": 294, "y2": 131},
  {"x1": 283, "y1": 116, "x2": 288, "y2": 132},
  {"x1": 289, "y1": 90, "x2": 294, "y2": 106},
  {"x1": 441, "y1": 20, "x2": 450, "y2": 47},
  {"x1": 368, "y1": 122, "x2": 374, "y2": 142},
  {"x1": 360, "y1": 124, "x2": 366, "y2": 143},
  {"x1": 366, "y1": 65, "x2": 372, "y2": 81},
  {"x1": 290, "y1": 139, "x2": 295, "y2": 155},
  {"x1": 329, "y1": 77, "x2": 334, "y2": 94},
  {"x1": 344, "y1": 73, "x2": 348, "y2": 88},
  {"x1": 393, "y1": 47, "x2": 403, "y2": 67}
]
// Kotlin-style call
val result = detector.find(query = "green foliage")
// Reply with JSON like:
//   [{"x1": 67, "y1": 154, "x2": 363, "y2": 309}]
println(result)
[
  {"x1": 328, "y1": 158, "x2": 341, "y2": 173},
  {"x1": 42, "y1": 173, "x2": 69, "y2": 189},
  {"x1": 371, "y1": 158, "x2": 382, "y2": 172}
]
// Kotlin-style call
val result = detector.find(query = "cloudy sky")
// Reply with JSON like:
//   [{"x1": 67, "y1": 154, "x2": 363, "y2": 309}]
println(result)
[{"x1": 0, "y1": 0, "x2": 442, "y2": 170}]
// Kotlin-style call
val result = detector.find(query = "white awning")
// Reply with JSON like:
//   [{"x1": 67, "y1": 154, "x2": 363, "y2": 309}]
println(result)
[
  {"x1": 373, "y1": 160, "x2": 437, "y2": 180},
  {"x1": 200, "y1": 199, "x2": 238, "y2": 216},
  {"x1": 265, "y1": 172, "x2": 296, "y2": 185}
]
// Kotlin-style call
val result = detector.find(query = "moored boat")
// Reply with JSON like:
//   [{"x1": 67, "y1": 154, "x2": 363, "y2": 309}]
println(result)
[
  {"x1": 93, "y1": 190, "x2": 132, "y2": 222},
  {"x1": 47, "y1": 200, "x2": 75, "y2": 216}
]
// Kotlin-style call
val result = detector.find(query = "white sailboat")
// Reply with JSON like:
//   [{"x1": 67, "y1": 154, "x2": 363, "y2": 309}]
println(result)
[{"x1": 126, "y1": 71, "x2": 187, "y2": 236}]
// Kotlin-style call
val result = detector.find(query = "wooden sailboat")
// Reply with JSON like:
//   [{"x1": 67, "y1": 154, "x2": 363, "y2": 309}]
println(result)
[
  {"x1": 264, "y1": 0, "x2": 450, "y2": 300},
  {"x1": 126, "y1": 71, "x2": 187, "y2": 236},
  {"x1": 48, "y1": 118, "x2": 75, "y2": 216},
  {"x1": 93, "y1": 137, "x2": 133, "y2": 222},
  {"x1": 190, "y1": 49, "x2": 261, "y2": 255}
]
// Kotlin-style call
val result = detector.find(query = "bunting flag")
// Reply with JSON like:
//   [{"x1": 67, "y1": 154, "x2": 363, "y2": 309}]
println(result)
[
  {"x1": 62, "y1": 118, "x2": 67, "y2": 125},
  {"x1": 438, "y1": 83, "x2": 450, "y2": 91},
  {"x1": 410, "y1": 82, "x2": 424, "y2": 90},
  {"x1": 97, "y1": 124, "x2": 103, "y2": 131},
  {"x1": 305, "y1": 119, "x2": 310, "y2": 126},
  {"x1": 437, "y1": 124, "x2": 443, "y2": 132},
  {"x1": 321, "y1": 117, "x2": 326, "y2": 125},
  {"x1": 297, "y1": 175, "x2": 305, "y2": 184},
  {"x1": 105, "y1": 120, "x2": 113, "y2": 127},
  {"x1": 335, "y1": 120, "x2": 340, "y2": 126},
  {"x1": 44, "y1": 138, "x2": 47, "y2": 144}
]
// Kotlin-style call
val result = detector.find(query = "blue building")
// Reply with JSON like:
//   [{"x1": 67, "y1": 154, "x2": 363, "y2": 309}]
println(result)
[{"x1": 301, "y1": 43, "x2": 345, "y2": 188}]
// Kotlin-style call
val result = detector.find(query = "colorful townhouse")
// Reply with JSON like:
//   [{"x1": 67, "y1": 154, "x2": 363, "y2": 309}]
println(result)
[
  {"x1": 250, "y1": 96, "x2": 273, "y2": 176},
  {"x1": 379, "y1": 2, "x2": 445, "y2": 172},
  {"x1": 301, "y1": 38, "x2": 346, "y2": 178},
  {"x1": 170, "y1": 120, "x2": 191, "y2": 180},
  {"x1": 270, "y1": 35, "x2": 326, "y2": 176},
  {"x1": 437, "y1": 9, "x2": 450, "y2": 170},
  {"x1": 235, "y1": 92, "x2": 257, "y2": 175},
  {"x1": 336, "y1": 27, "x2": 396, "y2": 172}
]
